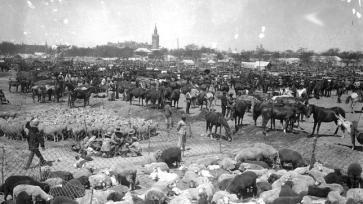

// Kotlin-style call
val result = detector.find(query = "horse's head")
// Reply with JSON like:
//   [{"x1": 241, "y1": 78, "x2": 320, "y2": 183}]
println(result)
[{"x1": 306, "y1": 104, "x2": 314, "y2": 118}]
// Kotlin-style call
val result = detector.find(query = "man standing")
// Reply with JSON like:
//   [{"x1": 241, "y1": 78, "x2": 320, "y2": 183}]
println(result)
[
  {"x1": 24, "y1": 118, "x2": 47, "y2": 169},
  {"x1": 225, "y1": 93, "x2": 234, "y2": 118},
  {"x1": 176, "y1": 115, "x2": 188, "y2": 151},
  {"x1": 185, "y1": 91, "x2": 191, "y2": 114},
  {"x1": 220, "y1": 92, "x2": 227, "y2": 117},
  {"x1": 164, "y1": 103, "x2": 173, "y2": 129}
]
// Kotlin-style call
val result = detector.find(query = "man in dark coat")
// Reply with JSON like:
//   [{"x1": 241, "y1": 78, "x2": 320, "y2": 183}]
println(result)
[
  {"x1": 24, "y1": 118, "x2": 47, "y2": 169},
  {"x1": 185, "y1": 91, "x2": 191, "y2": 114},
  {"x1": 220, "y1": 92, "x2": 228, "y2": 117}
]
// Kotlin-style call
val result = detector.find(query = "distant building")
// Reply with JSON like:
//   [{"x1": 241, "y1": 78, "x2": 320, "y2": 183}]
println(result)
[
  {"x1": 310, "y1": 55, "x2": 343, "y2": 67},
  {"x1": 241, "y1": 61, "x2": 271, "y2": 70},
  {"x1": 107, "y1": 41, "x2": 151, "y2": 49},
  {"x1": 152, "y1": 25, "x2": 159, "y2": 49},
  {"x1": 277, "y1": 58, "x2": 300, "y2": 64}
]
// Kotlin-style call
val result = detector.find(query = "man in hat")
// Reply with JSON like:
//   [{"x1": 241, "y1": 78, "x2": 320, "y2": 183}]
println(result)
[
  {"x1": 101, "y1": 132, "x2": 117, "y2": 158},
  {"x1": 24, "y1": 118, "x2": 47, "y2": 169},
  {"x1": 112, "y1": 127, "x2": 126, "y2": 147}
]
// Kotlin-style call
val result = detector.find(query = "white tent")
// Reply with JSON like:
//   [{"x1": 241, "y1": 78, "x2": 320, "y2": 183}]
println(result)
[
  {"x1": 207, "y1": 59, "x2": 216, "y2": 64},
  {"x1": 254, "y1": 61, "x2": 270, "y2": 70},
  {"x1": 182, "y1": 59, "x2": 195, "y2": 65},
  {"x1": 241, "y1": 61, "x2": 270, "y2": 70},
  {"x1": 241, "y1": 62, "x2": 256, "y2": 69},
  {"x1": 165, "y1": 55, "x2": 177, "y2": 61},
  {"x1": 134, "y1": 48, "x2": 151, "y2": 53}
]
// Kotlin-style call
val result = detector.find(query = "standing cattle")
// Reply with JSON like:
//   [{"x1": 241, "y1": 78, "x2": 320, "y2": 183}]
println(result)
[
  {"x1": 261, "y1": 102, "x2": 309, "y2": 135},
  {"x1": 170, "y1": 89, "x2": 180, "y2": 108},
  {"x1": 127, "y1": 87, "x2": 146, "y2": 106},
  {"x1": 145, "y1": 88, "x2": 163, "y2": 109},
  {"x1": 230, "y1": 100, "x2": 250, "y2": 132}
]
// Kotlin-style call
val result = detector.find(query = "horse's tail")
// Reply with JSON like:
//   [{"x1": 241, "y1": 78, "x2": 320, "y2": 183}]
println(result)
[{"x1": 345, "y1": 95, "x2": 351, "y2": 104}]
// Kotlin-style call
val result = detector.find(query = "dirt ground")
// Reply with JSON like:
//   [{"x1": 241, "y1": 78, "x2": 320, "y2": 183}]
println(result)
[{"x1": 1, "y1": 71, "x2": 363, "y2": 198}]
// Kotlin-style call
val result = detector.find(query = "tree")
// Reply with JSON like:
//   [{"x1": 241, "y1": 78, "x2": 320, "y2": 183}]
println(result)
[
  {"x1": 216, "y1": 53, "x2": 224, "y2": 60},
  {"x1": 271, "y1": 52, "x2": 280, "y2": 59},
  {"x1": 321, "y1": 48, "x2": 340, "y2": 56},
  {"x1": 340, "y1": 51, "x2": 362, "y2": 67},
  {"x1": 297, "y1": 47, "x2": 314, "y2": 64},
  {"x1": 185, "y1": 44, "x2": 199, "y2": 51}
]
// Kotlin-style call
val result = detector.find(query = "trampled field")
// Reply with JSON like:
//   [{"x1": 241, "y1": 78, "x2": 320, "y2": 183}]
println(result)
[{"x1": 1, "y1": 72, "x2": 363, "y2": 199}]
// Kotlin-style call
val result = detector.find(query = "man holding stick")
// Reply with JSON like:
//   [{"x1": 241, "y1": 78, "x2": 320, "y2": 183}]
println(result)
[{"x1": 24, "y1": 118, "x2": 48, "y2": 170}]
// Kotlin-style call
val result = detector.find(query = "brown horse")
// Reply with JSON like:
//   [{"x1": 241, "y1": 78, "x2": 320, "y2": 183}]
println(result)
[
  {"x1": 205, "y1": 110, "x2": 232, "y2": 141},
  {"x1": 66, "y1": 83, "x2": 94, "y2": 108}
]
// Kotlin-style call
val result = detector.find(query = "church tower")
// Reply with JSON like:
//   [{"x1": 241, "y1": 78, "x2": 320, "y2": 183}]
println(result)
[{"x1": 152, "y1": 25, "x2": 159, "y2": 49}]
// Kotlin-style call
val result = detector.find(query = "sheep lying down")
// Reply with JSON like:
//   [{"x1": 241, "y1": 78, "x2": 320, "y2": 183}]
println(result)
[{"x1": 13, "y1": 184, "x2": 53, "y2": 202}]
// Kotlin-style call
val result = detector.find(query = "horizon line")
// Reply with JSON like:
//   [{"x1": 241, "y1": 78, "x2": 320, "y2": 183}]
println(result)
[{"x1": 0, "y1": 40, "x2": 362, "y2": 53}]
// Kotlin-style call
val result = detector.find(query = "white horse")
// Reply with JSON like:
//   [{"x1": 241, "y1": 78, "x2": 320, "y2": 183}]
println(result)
[
  {"x1": 346, "y1": 91, "x2": 363, "y2": 113},
  {"x1": 296, "y1": 88, "x2": 307, "y2": 98}
]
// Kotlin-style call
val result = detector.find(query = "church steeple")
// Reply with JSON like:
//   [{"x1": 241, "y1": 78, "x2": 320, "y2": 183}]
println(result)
[
  {"x1": 152, "y1": 24, "x2": 159, "y2": 49},
  {"x1": 154, "y1": 24, "x2": 158, "y2": 35}
]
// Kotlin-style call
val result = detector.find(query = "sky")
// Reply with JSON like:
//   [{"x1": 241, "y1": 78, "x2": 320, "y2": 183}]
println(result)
[{"x1": 0, "y1": 0, "x2": 362, "y2": 52}]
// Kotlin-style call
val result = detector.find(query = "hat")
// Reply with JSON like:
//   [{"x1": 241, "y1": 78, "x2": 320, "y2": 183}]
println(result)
[
  {"x1": 128, "y1": 129, "x2": 136, "y2": 135},
  {"x1": 31, "y1": 119, "x2": 40, "y2": 127}
]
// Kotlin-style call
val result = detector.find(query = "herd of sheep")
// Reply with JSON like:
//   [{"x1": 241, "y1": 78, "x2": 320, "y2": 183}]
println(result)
[
  {"x1": 0, "y1": 143, "x2": 362, "y2": 204},
  {"x1": 0, "y1": 108, "x2": 159, "y2": 142}
]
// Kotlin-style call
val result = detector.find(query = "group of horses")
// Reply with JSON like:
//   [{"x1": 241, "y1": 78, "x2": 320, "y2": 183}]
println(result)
[
  {"x1": 6, "y1": 66, "x2": 363, "y2": 150},
  {"x1": 202, "y1": 87, "x2": 358, "y2": 150},
  {"x1": 8, "y1": 74, "x2": 94, "y2": 108}
]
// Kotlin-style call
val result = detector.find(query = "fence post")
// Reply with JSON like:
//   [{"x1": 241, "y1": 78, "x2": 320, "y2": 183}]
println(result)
[
  {"x1": 148, "y1": 126, "x2": 151, "y2": 157},
  {"x1": 39, "y1": 163, "x2": 42, "y2": 181},
  {"x1": 1, "y1": 146, "x2": 5, "y2": 184},
  {"x1": 309, "y1": 136, "x2": 318, "y2": 170},
  {"x1": 89, "y1": 187, "x2": 94, "y2": 204},
  {"x1": 219, "y1": 134, "x2": 222, "y2": 153}
]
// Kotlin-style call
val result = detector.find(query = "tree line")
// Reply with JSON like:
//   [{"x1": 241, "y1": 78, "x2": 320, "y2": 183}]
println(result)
[{"x1": 0, "y1": 41, "x2": 361, "y2": 64}]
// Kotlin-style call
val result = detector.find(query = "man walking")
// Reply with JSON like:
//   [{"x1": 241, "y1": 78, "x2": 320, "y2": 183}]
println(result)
[{"x1": 24, "y1": 118, "x2": 47, "y2": 169}]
